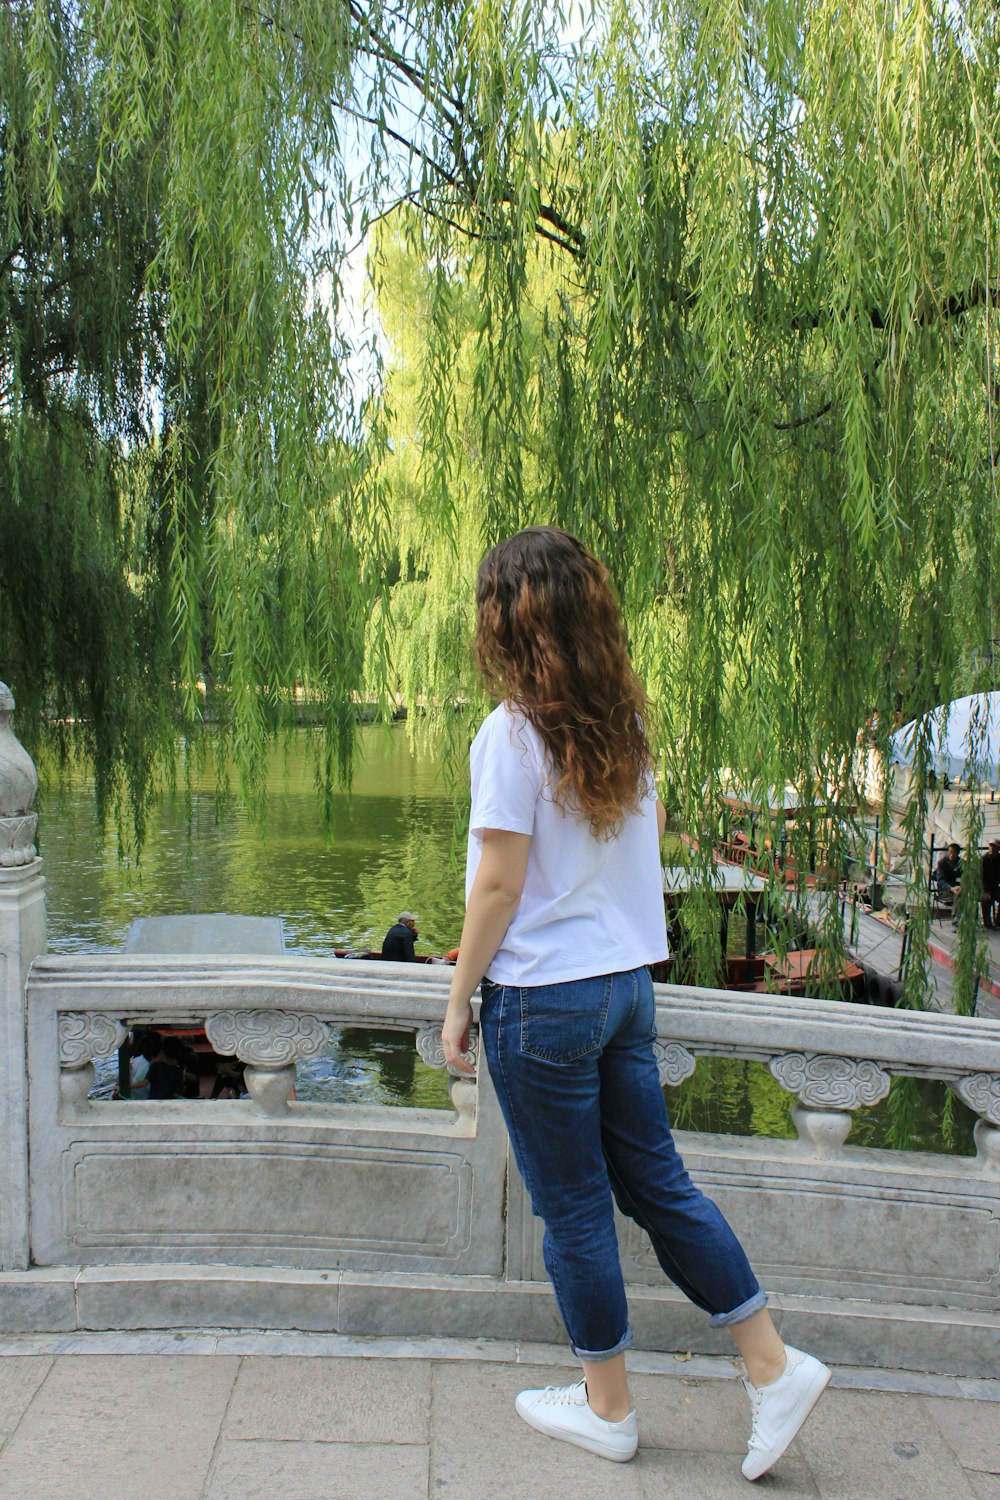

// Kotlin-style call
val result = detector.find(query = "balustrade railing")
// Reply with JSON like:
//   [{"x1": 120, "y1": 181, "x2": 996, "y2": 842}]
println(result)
[
  {"x1": 5, "y1": 947, "x2": 1000, "y2": 1371},
  {"x1": 43, "y1": 954, "x2": 480, "y2": 1125},
  {"x1": 4, "y1": 682, "x2": 999, "y2": 1368},
  {"x1": 31, "y1": 953, "x2": 1000, "y2": 1163},
  {"x1": 645, "y1": 987, "x2": 1000, "y2": 1165}
]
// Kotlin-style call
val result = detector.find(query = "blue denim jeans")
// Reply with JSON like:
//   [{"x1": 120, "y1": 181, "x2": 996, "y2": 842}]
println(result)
[{"x1": 479, "y1": 966, "x2": 767, "y2": 1360}]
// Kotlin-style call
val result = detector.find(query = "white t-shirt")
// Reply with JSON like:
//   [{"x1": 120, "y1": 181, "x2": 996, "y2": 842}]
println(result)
[{"x1": 466, "y1": 703, "x2": 669, "y2": 985}]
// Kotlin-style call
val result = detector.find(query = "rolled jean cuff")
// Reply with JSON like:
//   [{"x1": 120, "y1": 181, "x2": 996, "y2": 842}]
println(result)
[
  {"x1": 571, "y1": 1324, "x2": 634, "y2": 1362},
  {"x1": 708, "y1": 1289, "x2": 769, "y2": 1328}
]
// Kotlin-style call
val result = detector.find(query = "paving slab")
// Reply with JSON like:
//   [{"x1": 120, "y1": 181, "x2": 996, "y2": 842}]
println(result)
[
  {"x1": 430, "y1": 1359, "x2": 647, "y2": 1499},
  {"x1": 224, "y1": 1354, "x2": 431, "y2": 1444},
  {"x1": 48, "y1": 1330, "x2": 220, "y2": 1356},
  {"x1": 0, "y1": 1354, "x2": 239, "y2": 1500},
  {"x1": 215, "y1": 1330, "x2": 519, "y2": 1361},
  {"x1": 922, "y1": 1392, "x2": 1000, "y2": 1472},
  {"x1": 955, "y1": 1379, "x2": 1000, "y2": 1403},
  {"x1": 203, "y1": 1439, "x2": 429, "y2": 1500},
  {"x1": 0, "y1": 1357, "x2": 51, "y2": 1446},
  {"x1": 630, "y1": 1371, "x2": 748, "y2": 1453},
  {"x1": 794, "y1": 1388, "x2": 978, "y2": 1500},
  {"x1": 967, "y1": 1476, "x2": 1000, "y2": 1500},
  {"x1": 638, "y1": 1447, "x2": 819, "y2": 1499}
]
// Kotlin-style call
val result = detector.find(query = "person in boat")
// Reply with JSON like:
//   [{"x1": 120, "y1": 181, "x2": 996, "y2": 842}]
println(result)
[
  {"x1": 381, "y1": 911, "x2": 420, "y2": 962},
  {"x1": 441, "y1": 526, "x2": 830, "y2": 1482},
  {"x1": 211, "y1": 1057, "x2": 246, "y2": 1099}
]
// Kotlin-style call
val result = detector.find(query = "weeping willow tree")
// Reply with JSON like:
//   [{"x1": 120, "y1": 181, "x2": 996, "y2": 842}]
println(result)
[{"x1": 2, "y1": 0, "x2": 999, "y2": 1003}]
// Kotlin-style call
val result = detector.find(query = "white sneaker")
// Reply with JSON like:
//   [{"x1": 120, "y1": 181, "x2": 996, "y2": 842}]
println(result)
[
  {"x1": 742, "y1": 1345, "x2": 831, "y2": 1480},
  {"x1": 515, "y1": 1379, "x2": 638, "y2": 1462}
]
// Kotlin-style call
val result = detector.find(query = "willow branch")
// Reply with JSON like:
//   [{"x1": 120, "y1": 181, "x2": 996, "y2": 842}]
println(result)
[
  {"x1": 773, "y1": 400, "x2": 833, "y2": 430},
  {"x1": 790, "y1": 281, "x2": 1000, "y2": 334}
]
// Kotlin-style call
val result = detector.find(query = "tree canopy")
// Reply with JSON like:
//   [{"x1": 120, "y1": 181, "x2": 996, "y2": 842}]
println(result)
[{"x1": 2, "y1": 0, "x2": 999, "y2": 999}]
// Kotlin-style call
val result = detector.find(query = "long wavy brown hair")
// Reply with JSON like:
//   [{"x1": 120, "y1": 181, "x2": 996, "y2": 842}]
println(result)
[{"x1": 474, "y1": 526, "x2": 651, "y2": 837}]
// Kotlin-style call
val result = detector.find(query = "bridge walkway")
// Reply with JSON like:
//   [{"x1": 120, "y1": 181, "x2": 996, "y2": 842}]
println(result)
[{"x1": 0, "y1": 1331, "x2": 996, "y2": 1499}]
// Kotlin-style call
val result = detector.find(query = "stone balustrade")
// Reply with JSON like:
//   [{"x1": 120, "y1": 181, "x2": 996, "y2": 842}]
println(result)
[
  {"x1": 1, "y1": 682, "x2": 999, "y2": 1373},
  {"x1": 31, "y1": 951, "x2": 1000, "y2": 1161},
  {"x1": 6, "y1": 950, "x2": 997, "y2": 1374},
  {"x1": 46, "y1": 959, "x2": 479, "y2": 1124}
]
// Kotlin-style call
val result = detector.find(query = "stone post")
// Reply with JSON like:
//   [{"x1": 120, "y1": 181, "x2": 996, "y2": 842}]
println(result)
[{"x1": 0, "y1": 684, "x2": 46, "y2": 1270}]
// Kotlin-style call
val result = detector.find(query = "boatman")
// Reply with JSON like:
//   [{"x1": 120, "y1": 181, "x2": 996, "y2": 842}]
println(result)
[{"x1": 381, "y1": 911, "x2": 419, "y2": 962}]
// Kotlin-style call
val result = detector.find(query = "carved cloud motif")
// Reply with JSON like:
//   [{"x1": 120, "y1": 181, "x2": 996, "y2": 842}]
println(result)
[
  {"x1": 769, "y1": 1052, "x2": 891, "y2": 1109},
  {"x1": 416, "y1": 1023, "x2": 479, "y2": 1076},
  {"x1": 652, "y1": 1040, "x2": 697, "y2": 1087},
  {"x1": 204, "y1": 1009, "x2": 330, "y2": 1066},
  {"x1": 953, "y1": 1073, "x2": 1000, "y2": 1126},
  {"x1": 58, "y1": 1012, "x2": 128, "y2": 1067}
]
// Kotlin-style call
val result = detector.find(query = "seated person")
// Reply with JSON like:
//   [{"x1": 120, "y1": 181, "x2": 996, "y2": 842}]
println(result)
[
  {"x1": 981, "y1": 840, "x2": 1000, "y2": 928},
  {"x1": 146, "y1": 1035, "x2": 185, "y2": 1100},
  {"x1": 729, "y1": 829, "x2": 750, "y2": 863},
  {"x1": 935, "y1": 842, "x2": 962, "y2": 894},
  {"x1": 381, "y1": 910, "x2": 419, "y2": 962},
  {"x1": 852, "y1": 844, "x2": 895, "y2": 911},
  {"x1": 211, "y1": 1057, "x2": 246, "y2": 1099},
  {"x1": 128, "y1": 1027, "x2": 156, "y2": 1099}
]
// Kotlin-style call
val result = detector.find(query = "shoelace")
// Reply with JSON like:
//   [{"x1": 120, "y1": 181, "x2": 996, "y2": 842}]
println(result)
[
  {"x1": 742, "y1": 1376, "x2": 764, "y2": 1450},
  {"x1": 538, "y1": 1381, "x2": 587, "y2": 1407}
]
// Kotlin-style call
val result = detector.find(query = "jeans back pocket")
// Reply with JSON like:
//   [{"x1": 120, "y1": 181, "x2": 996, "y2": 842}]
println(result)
[{"x1": 519, "y1": 974, "x2": 613, "y2": 1063}]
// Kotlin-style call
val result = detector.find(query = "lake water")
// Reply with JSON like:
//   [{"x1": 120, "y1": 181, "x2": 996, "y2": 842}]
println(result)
[
  {"x1": 38, "y1": 727, "x2": 974, "y2": 1151},
  {"x1": 40, "y1": 726, "x2": 467, "y2": 958}
]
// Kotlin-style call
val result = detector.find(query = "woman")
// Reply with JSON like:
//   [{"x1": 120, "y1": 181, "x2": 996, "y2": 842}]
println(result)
[{"x1": 442, "y1": 527, "x2": 829, "y2": 1481}]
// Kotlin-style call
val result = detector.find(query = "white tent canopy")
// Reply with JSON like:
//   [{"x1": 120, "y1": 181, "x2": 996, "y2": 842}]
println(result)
[{"x1": 890, "y1": 692, "x2": 1000, "y2": 785}]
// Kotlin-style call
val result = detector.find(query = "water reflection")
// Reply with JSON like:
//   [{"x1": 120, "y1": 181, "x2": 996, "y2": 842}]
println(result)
[
  {"x1": 297, "y1": 1029, "x2": 450, "y2": 1110},
  {"x1": 667, "y1": 1057, "x2": 976, "y2": 1156},
  {"x1": 42, "y1": 727, "x2": 464, "y2": 1110},
  {"x1": 39, "y1": 726, "x2": 468, "y2": 956}
]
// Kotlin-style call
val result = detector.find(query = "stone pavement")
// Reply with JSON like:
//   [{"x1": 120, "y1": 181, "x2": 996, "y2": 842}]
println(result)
[{"x1": 0, "y1": 1332, "x2": 997, "y2": 1500}]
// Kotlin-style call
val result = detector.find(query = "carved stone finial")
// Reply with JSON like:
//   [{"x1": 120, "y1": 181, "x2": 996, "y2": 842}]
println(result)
[{"x1": 0, "y1": 683, "x2": 39, "y2": 867}]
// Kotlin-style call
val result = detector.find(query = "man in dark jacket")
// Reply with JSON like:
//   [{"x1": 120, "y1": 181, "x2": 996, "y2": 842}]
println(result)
[
  {"x1": 936, "y1": 843, "x2": 962, "y2": 930},
  {"x1": 936, "y1": 843, "x2": 962, "y2": 892},
  {"x1": 381, "y1": 911, "x2": 419, "y2": 961}
]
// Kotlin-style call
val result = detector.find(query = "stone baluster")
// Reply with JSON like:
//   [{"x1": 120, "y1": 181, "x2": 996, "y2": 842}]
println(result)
[
  {"x1": 204, "y1": 1009, "x2": 331, "y2": 1117},
  {"x1": 0, "y1": 684, "x2": 47, "y2": 1270},
  {"x1": 416, "y1": 1023, "x2": 479, "y2": 1130},
  {"x1": 58, "y1": 1012, "x2": 128, "y2": 1112},
  {"x1": 769, "y1": 1052, "x2": 892, "y2": 1158},
  {"x1": 951, "y1": 1075, "x2": 1000, "y2": 1174}
]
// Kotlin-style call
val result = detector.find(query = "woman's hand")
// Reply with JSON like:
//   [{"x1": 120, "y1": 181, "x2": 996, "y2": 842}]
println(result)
[{"x1": 442, "y1": 994, "x2": 476, "y2": 1075}]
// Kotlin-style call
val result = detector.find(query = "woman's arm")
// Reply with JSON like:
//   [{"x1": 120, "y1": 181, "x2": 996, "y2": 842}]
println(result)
[{"x1": 442, "y1": 828, "x2": 531, "y2": 1073}]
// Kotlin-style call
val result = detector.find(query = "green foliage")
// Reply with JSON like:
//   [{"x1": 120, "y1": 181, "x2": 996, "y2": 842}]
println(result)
[
  {"x1": 2, "y1": 1, "x2": 999, "y2": 1014},
  {"x1": 1, "y1": 0, "x2": 384, "y2": 838}
]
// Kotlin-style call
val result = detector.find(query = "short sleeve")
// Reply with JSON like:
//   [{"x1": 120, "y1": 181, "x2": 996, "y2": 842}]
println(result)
[{"x1": 469, "y1": 709, "x2": 542, "y2": 839}]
